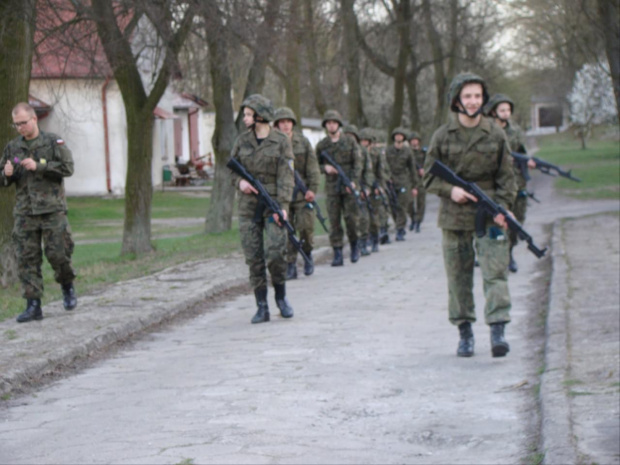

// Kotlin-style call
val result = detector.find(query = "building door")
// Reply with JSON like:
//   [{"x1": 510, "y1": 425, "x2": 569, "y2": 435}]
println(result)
[
  {"x1": 188, "y1": 109, "x2": 199, "y2": 164},
  {"x1": 174, "y1": 118, "x2": 183, "y2": 162}
]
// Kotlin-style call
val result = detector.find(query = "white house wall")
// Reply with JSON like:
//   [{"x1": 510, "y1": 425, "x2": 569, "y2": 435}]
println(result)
[{"x1": 200, "y1": 111, "x2": 215, "y2": 162}]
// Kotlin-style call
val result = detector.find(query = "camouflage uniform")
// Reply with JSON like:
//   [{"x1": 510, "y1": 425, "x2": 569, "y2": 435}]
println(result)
[
  {"x1": 0, "y1": 131, "x2": 76, "y2": 300},
  {"x1": 423, "y1": 77, "x2": 516, "y2": 328},
  {"x1": 317, "y1": 112, "x2": 362, "y2": 250},
  {"x1": 409, "y1": 132, "x2": 427, "y2": 227},
  {"x1": 361, "y1": 128, "x2": 389, "y2": 242},
  {"x1": 385, "y1": 127, "x2": 420, "y2": 232}
]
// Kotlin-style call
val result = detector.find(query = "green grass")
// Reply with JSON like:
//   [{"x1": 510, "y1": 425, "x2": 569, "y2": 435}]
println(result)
[{"x1": 534, "y1": 127, "x2": 620, "y2": 199}]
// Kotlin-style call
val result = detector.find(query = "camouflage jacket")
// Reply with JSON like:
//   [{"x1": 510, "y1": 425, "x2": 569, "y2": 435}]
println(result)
[
  {"x1": 385, "y1": 144, "x2": 420, "y2": 190},
  {"x1": 503, "y1": 121, "x2": 528, "y2": 190},
  {"x1": 316, "y1": 132, "x2": 362, "y2": 196},
  {"x1": 423, "y1": 115, "x2": 516, "y2": 231},
  {"x1": 0, "y1": 131, "x2": 74, "y2": 217},
  {"x1": 230, "y1": 128, "x2": 295, "y2": 218},
  {"x1": 360, "y1": 144, "x2": 375, "y2": 190},
  {"x1": 368, "y1": 146, "x2": 389, "y2": 190},
  {"x1": 290, "y1": 131, "x2": 320, "y2": 202},
  {"x1": 412, "y1": 148, "x2": 426, "y2": 171}
]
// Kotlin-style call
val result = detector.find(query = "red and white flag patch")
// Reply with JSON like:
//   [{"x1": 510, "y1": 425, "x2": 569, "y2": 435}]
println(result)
[{"x1": 56, "y1": 139, "x2": 65, "y2": 145}]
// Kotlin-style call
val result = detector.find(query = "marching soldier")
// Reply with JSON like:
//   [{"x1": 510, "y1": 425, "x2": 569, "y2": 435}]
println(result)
[
  {"x1": 408, "y1": 131, "x2": 426, "y2": 233},
  {"x1": 229, "y1": 94, "x2": 295, "y2": 324},
  {"x1": 485, "y1": 94, "x2": 536, "y2": 273},
  {"x1": 316, "y1": 110, "x2": 362, "y2": 266},
  {"x1": 423, "y1": 73, "x2": 516, "y2": 358},
  {"x1": 385, "y1": 127, "x2": 419, "y2": 241},
  {"x1": 1, "y1": 102, "x2": 78, "y2": 323},
  {"x1": 273, "y1": 107, "x2": 320, "y2": 279}
]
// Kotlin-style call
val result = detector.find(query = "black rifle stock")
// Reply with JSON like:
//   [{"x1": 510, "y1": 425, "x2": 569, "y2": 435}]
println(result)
[
  {"x1": 428, "y1": 160, "x2": 547, "y2": 258},
  {"x1": 227, "y1": 157, "x2": 312, "y2": 266},
  {"x1": 293, "y1": 170, "x2": 329, "y2": 233},
  {"x1": 319, "y1": 151, "x2": 364, "y2": 210},
  {"x1": 384, "y1": 180, "x2": 400, "y2": 220},
  {"x1": 511, "y1": 151, "x2": 581, "y2": 182}
]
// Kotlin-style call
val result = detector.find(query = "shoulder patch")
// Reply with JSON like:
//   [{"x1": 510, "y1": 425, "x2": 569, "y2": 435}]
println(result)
[
  {"x1": 56, "y1": 139, "x2": 65, "y2": 145},
  {"x1": 288, "y1": 159, "x2": 295, "y2": 171}
]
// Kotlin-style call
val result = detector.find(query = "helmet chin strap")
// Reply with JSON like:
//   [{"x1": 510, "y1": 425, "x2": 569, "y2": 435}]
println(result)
[{"x1": 456, "y1": 97, "x2": 483, "y2": 118}]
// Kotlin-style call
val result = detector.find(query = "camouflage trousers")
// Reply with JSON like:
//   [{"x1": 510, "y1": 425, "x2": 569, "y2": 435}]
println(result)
[
  {"x1": 394, "y1": 186, "x2": 412, "y2": 230},
  {"x1": 414, "y1": 187, "x2": 426, "y2": 224},
  {"x1": 13, "y1": 212, "x2": 76, "y2": 299},
  {"x1": 326, "y1": 193, "x2": 359, "y2": 247},
  {"x1": 239, "y1": 215, "x2": 287, "y2": 290},
  {"x1": 358, "y1": 197, "x2": 370, "y2": 241},
  {"x1": 369, "y1": 194, "x2": 384, "y2": 237},
  {"x1": 509, "y1": 192, "x2": 528, "y2": 249},
  {"x1": 287, "y1": 200, "x2": 315, "y2": 264},
  {"x1": 442, "y1": 228, "x2": 511, "y2": 326}
]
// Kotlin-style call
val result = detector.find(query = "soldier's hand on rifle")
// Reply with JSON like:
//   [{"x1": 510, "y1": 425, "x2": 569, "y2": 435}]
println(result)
[
  {"x1": 305, "y1": 190, "x2": 315, "y2": 202},
  {"x1": 345, "y1": 182, "x2": 356, "y2": 194},
  {"x1": 20, "y1": 158, "x2": 36, "y2": 171},
  {"x1": 527, "y1": 159, "x2": 536, "y2": 169},
  {"x1": 450, "y1": 186, "x2": 477, "y2": 204},
  {"x1": 412, "y1": 188, "x2": 418, "y2": 197},
  {"x1": 272, "y1": 210, "x2": 288, "y2": 226},
  {"x1": 324, "y1": 164, "x2": 338, "y2": 175},
  {"x1": 493, "y1": 210, "x2": 514, "y2": 230},
  {"x1": 4, "y1": 160, "x2": 13, "y2": 177},
  {"x1": 418, "y1": 168, "x2": 424, "y2": 177},
  {"x1": 239, "y1": 179, "x2": 258, "y2": 195}
]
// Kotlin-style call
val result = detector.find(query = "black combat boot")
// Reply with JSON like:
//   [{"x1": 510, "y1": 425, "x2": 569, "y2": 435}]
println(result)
[
  {"x1": 251, "y1": 287, "x2": 270, "y2": 324},
  {"x1": 457, "y1": 322, "x2": 475, "y2": 357},
  {"x1": 395, "y1": 228, "x2": 406, "y2": 241},
  {"x1": 303, "y1": 253, "x2": 314, "y2": 276},
  {"x1": 409, "y1": 220, "x2": 416, "y2": 231},
  {"x1": 360, "y1": 238, "x2": 370, "y2": 256},
  {"x1": 490, "y1": 322, "x2": 510, "y2": 357},
  {"x1": 371, "y1": 234, "x2": 379, "y2": 253},
  {"x1": 331, "y1": 247, "x2": 343, "y2": 267},
  {"x1": 16, "y1": 299, "x2": 43, "y2": 323},
  {"x1": 62, "y1": 282, "x2": 78, "y2": 310},
  {"x1": 415, "y1": 221, "x2": 421, "y2": 233},
  {"x1": 274, "y1": 283, "x2": 294, "y2": 318},
  {"x1": 379, "y1": 227, "x2": 390, "y2": 245},
  {"x1": 508, "y1": 252, "x2": 518, "y2": 273},
  {"x1": 350, "y1": 241, "x2": 360, "y2": 263},
  {"x1": 286, "y1": 262, "x2": 298, "y2": 280}
]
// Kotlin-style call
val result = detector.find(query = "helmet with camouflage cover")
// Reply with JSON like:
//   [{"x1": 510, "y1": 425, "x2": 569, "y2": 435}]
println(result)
[
  {"x1": 408, "y1": 131, "x2": 421, "y2": 142},
  {"x1": 321, "y1": 109, "x2": 344, "y2": 128},
  {"x1": 343, "y1": 124, "x2": 360, "y2": 142},
  {"x1": 273, "y1": 106, "x2": 298, "y2": 127},
  {"x1": 359, "y1": 127, "x2": 376, "y2": 142},
  {"x1": 447, "y1": 72, "x2": 490, "y2": 116},
  {"x1": 484, "y1": 93, "x2": 514, "y2": 117},
  {"x1": 241, "y1": 94, "x2": 274, "y2": 123},
  {"x1": 391, "y1": 127, "x2": 409, "y2": 141}
]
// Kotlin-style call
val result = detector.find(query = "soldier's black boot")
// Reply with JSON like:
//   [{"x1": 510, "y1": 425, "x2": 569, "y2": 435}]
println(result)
[
  {"x1": 490, "y1": 323, "x2": 510, "y2": 357},
  {"x1": 379, "y1": 227, "x2": 390, "y2": 245},
  {"x1": 303, "y1": 253, "x2": 314, "y2": 276},
  {"x1": 395, "y1": 228, "x2": 406, "y2": 241},
  {"x1": 457, "y1": 322, "x2": 474, "y2": 357},
  {"x1": 286, "y1": 262, "x2": 298, "y2": 280},
  {"x1": 331, "y1": 247, "x2": 343, "y2": 267},
  {"x1": 251, "y1": 287, "x2": 270, "y2": 324},
  {"x1": 508, "y1": 252, "x2": 518, "y2": 273},
  {"x1": 16, "y1": 299, "x2": 43, "y2": 323},
  {"x1": 371, "y1": 234, "x2": 379, "y2": 253},
  {"x1": 360, "y1": 238, "x2": 370, "y2": 256},
  {"x1": 274, "y1": 283, "x2": 294, "y2": 318},
  {"x1": 350, "y1": 241, "x2": 360, "y2": 263},
  {"x1": 409, "y1": 220, "x2": 415, "y2": 231},
  {"x1": 415, "y1": 221, "x2": 421, "y2": 233},
  {"x1": 61, "y1": 282, "x2": 77, "y2": 310}
]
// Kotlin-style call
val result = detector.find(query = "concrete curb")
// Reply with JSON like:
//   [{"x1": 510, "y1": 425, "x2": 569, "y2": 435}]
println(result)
[{"x1": 540, "y1": 219, "x2": 577, "y2": 464}]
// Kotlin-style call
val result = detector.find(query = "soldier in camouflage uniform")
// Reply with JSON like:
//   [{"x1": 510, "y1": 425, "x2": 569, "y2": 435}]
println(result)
[
  {"x1": 408, "y1": 131, "x2": 426, "y2": 233},
  {"x1": 343, "y1": 125, "x2": 374, "y2": 257},
  {"x1": 1, "y1": 102, "x2": 77, "y2": 323},
  {"x1": 423, "y1": 73, "x2": 516, "y2": 358},
  {"x1": 273, "y1": 107, "x2": 320, "y2": 279},
  {"x1": 316, "y1": 110, "x2": 362, "y2": 266},
  {"x1": 485, "y1": 94, "x2": 536, "y2": 274},
  {"x1": 230, "y1": 95, "x2": 295, "y2": 324},
  {"x1": 385, "y1": 127, "x2": 419, "y2": 242},
  {"x1": 360, "y1": 128, "x2": 389, "y2": 252}
]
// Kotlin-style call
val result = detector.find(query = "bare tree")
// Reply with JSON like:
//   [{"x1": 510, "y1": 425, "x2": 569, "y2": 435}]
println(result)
[
  {"x1": 303, "y1": 0, "x2": 328, "y2": 115},
  {"x1": 341, "y1": 0, "x2": 367, "y2": 126},
  {"x1": 597, "y1": 0, "x2": 620, "y2": 115}
]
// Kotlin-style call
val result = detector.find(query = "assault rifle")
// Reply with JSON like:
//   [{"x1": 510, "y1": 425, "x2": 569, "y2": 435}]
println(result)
[
  {"x1": 360, "y1": 181, "x2": 375, "y2": 220},
  {"x1": 319, "y1": 150, "x2": 364, "y2": 210},
  {"x1": 293, "y1": 170, "x2": 329, "y2": 233},
  {"x1": 384, "y1": 180, "x2": 400, "y2": 220},
  {"x1": 227, "y1": 157, "x2": 312, "y2": 267},
  {"x1": 511, "y1": 151, "x2": 581, "y2": 182},
  {"x1": 428, "y1": 160, "x2": 547, "y2": 258}
]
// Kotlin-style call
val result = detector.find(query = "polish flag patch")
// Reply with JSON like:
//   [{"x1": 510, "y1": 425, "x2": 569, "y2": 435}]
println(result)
[{"x1": 56, "y1": 139, "x2": 65, "y2": 145}]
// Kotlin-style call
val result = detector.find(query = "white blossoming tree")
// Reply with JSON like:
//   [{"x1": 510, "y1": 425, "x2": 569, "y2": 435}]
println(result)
[{"x1": 568, "y1": 62, "x2": 617, "y2": 149}]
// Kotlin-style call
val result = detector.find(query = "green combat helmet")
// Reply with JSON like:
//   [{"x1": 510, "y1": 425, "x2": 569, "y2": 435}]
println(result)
[
  {"x1": 322, "y1": 109, "x2": 344, "y2": 128},
  {"x1": 273, "y1": 106, "x2": 298, "y2": 127},
  {"x1": 241, "y1": 94, "x2": 274, "y2": 123},
  {"x1": 360, "y1": 127, "x2": 376, "y2": 142},
  {"x1": 447, "y1": 72, "x2": 490, "y2": 117},
  {"x1": 484, "y1": 93, "x2": 515, "y2": 118},
  {"x1": 343, "y1": 124, "x2": 360, "y2": 142},
  {"x1": 391, "y1": 127, "x2": 409, "y2": 141},
  {"x1": 408, "y1": 131, "x2": 421, "y2": 142}
]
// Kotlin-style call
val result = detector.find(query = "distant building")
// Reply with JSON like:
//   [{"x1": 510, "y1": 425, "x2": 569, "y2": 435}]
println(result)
[{"x1": 529, "y1": 95, "x2": 570, "y2": 135}]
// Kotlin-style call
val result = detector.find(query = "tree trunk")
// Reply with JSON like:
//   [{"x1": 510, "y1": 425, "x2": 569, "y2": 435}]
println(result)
[
  {"x1": 0, "y1": 0, "x2": 35, "y2": 286},
  {"x1": 598, "y1": 0, "x2": 620, "y2": 116},
  {"x1": 389, "y1": 0, "x2": 411, "y2": 134},
  {"x1": 341, "y1": 0, "x2": 367, "y2": 127},
  {"x1": 202, "y1": 3, "x2": 237, "y2": 233},
  {"x1": 285, "y1": 0, "x2": 302, "y2": 120},
  {"x1": 422, "y1": 0, "x2": 447, "y2": 129},
  {"x1": 303, "y1": 0, "x2": 327, "y2": 116},
  {"x1": 406, "y1": 71, "x2": 421, "y2": 131}
]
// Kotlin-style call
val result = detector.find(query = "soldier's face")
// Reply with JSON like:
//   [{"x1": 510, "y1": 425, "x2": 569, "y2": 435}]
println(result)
[
  {"x1": 410, "y1": 138, "x2": 421, "y2": 150},
  {"x1": 458, "y1": 83, "x2": 484, "y2": 116},
  {"x1": 495, "y1": 102, "x2": 512, "y2": 121},
  {"x1": 325, "y1": 121, "x2": 340, "y2": 135},
  {"x1": 394, "y1": 134, "x2": 405, "y2": 146},
  {"x1": 361, "y1": 139, "x2": 370, "y2": 148},
  {"x1": 277, "y1": 119, "x2": 294, "y2": 135},
  {"x1": 13, "y1": 110, "x2": 38, "y2": 140},
  {"x1": 243, "y1": 108, "x2": 255, "y2": 128}
]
